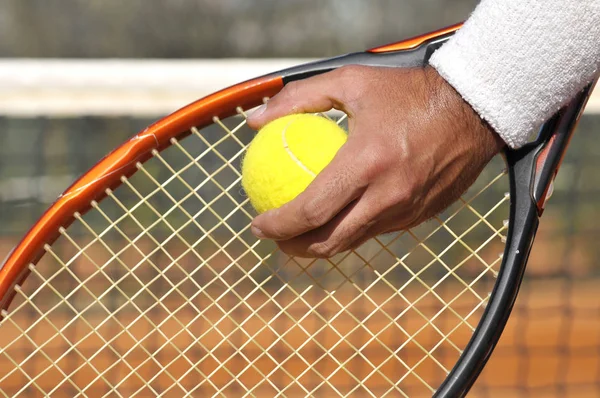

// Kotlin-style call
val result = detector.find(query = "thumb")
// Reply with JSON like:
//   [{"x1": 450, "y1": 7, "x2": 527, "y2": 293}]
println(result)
[{"x1": 247, "y1": 66, "x2": 361, "y2": 130}]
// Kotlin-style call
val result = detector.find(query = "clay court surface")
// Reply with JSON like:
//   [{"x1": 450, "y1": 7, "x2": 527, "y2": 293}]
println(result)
[{"x1": 1, "y1": 239, "x2": 597, "y2": 398}]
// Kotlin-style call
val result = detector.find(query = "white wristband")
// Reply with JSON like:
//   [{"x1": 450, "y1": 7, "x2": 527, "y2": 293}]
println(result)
[{"x1": 430, "y1": 0, "x2": 600, "y2": 148}]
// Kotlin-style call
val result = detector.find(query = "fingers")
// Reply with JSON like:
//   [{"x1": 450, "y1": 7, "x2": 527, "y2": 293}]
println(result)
[
  {"x1": 270, "y1": 175, "x2": 427, "y2": 258},
  {"x1": 276, "y1": 200, "x2": 415, "y2": 259},
  {"x1": 276, "y1": 194, "x2": 379, "y2": 258},
  {"x1": 251, "y1": 141, "x2": 367, "y2": 241},
  {"x1": 247, "y1": 65, "x2": 365, "y2": 130}
]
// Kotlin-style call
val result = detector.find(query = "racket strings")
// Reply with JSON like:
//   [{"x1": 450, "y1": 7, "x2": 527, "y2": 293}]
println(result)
[
  {"x1": 0, "y1": 109, "x2": 510, "y2": 397},
  {"x1": 11, "y1": 216, "x2": 207, "y2": 395}
]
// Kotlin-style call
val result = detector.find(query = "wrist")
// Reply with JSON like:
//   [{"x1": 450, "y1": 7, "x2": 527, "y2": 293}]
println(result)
[{"x1": 423, "y1": 66, "x2": 505, "y2": 160}]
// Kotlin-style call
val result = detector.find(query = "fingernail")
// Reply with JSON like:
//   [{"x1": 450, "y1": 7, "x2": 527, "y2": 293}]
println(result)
[
  {"x1": 251, "y1": 225, "x2": 265, "y2": 239},
  {"x1": 249, "y1": 104, "x2": 266, "y2": 120}
]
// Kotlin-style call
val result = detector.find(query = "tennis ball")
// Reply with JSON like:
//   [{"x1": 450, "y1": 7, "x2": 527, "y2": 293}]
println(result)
[{"x1": 242, "y1": 114, "x2": 347, "y2": 214}]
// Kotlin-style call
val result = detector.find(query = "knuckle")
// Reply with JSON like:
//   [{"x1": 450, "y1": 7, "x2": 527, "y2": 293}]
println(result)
[
  {"x1": 300, "y1": 200, "x2": 329, "y2": 228},
  {"x1": 308, "y1": 241, "x2": 338, "y2": 259},
  {"x1": 335, "y1": 65, "x2": 370, "y2": 101},
  {"x1": 390, "y1": 183, "x2": 419, "y2": 208},
  {"x1": 281, "y1": 81, "x2": 301, "y2": 99},
  {"x1": 358, "y1": 148, "x2": 386, "y2": 178},
  {"x1": 266, "y1": 224, "x2": 286, "y2": 240},
  {"x1": 336, "y1": 64, "x2": 367, "y2": 80},
  {"x1": 354, "y1": 146, "x2": 393, "y2": 186}
]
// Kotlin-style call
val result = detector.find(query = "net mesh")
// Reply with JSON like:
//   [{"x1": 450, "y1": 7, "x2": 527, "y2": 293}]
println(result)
[{"x1": 0, "y1": 110, "x2": 510, "y2": 397}]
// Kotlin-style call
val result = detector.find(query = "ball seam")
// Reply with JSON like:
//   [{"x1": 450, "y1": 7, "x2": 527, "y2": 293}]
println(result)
[{"x1": 281, "y1": 117, "x2": 316, "y2": 177}]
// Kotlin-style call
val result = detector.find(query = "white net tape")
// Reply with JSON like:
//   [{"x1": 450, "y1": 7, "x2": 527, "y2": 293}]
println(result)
[
  {"x1": 0, "y1": 110, "x2": 509, "y2": 397},
  {"x1": 0, "y1": 59, "x2": 597, "y2": 117}
]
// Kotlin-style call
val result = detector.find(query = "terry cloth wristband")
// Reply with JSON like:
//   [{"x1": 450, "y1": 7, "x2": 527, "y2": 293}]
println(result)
[{"x1": 430, "y1": 0, "x2": 600, "y2": 148}]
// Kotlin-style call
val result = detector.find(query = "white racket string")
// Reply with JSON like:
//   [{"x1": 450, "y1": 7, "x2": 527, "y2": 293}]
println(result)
[{"x1": 0, "y1": 108, "x2": 509, "y2": 397}]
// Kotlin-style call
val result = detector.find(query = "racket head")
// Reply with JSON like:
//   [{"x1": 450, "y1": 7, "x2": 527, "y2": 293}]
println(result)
[{"x1": 0, "y1": 24, "x2": 595, "y2": 397}]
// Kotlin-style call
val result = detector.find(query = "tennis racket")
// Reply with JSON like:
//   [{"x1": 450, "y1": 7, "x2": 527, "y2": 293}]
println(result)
[{"x1": 0, "y1": 24, "x2": 596, "y2": 397}]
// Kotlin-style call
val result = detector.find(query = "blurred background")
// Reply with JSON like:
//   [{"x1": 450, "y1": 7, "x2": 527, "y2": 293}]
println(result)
[
  {"x1": 0, "y1": 0, "x2": 478, "y2": 58},
  {"x1": 0, "y1": 0, "x2": 598, "y2": 396}
]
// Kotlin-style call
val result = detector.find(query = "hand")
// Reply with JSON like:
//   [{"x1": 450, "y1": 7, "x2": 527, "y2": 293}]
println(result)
[{"x1": 246, "y1": 65, "x2": 505, "y2": 258}]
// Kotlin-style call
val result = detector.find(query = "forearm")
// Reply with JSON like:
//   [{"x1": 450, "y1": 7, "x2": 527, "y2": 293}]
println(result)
[{"x1": 430, "y1": 0, "x2": 600, "y2": 148}]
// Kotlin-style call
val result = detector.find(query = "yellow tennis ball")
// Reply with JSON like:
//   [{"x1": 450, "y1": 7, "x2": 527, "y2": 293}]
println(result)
[{"x1": 242, "y1": 114, "x2": 347, "y2": 214}]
